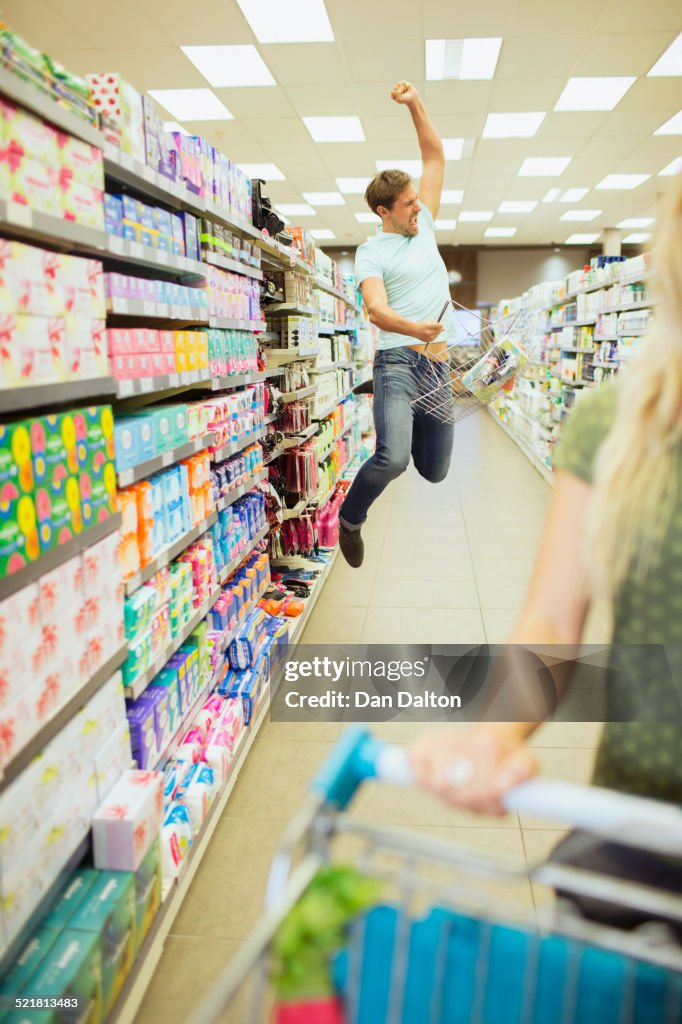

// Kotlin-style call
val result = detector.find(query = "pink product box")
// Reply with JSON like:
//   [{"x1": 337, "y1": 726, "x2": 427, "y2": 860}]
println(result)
[
  {"x1": 39, "y1": 554, "x2": 84, "y2": 624},
  {"x1": 112, "y1": 353, "x2": 136, "y2": 380},
  {"x1": 61, "y1": 180, "x2": 105, "y2": 230},
  {"x1": 0, "y1": 583, "x2": 40, "y2": 660},
  {"x1": 0, "y1": 688, "x2": 37, "y2": 771},
  {"x1": 64, "y1": 318, "x2": 109, "y2": 380},
  {"x1": 0, "y1": 644, "x2": 30, "y2": 710},
  {"x1": 130, "y1": 328, "x2": 161, "y2": 354},
  {"x1": 0, "y1": 313, "x2": 66, "y2": 389},
  {"x1": 0, "y1": 154, "x2": 61, "y2": 218},
  {"x1": 83, "y1": 531, "x2": 121, "y2": 594},
  {"x1": 92, "y1": 769, "x2": 164, "y2": 871},
  {"x1": 0, "y1": 239, "x2": 60, "y2": 317},
  {"x1": 32, "y1": 601, "x2": 91, "y2": 681},
  {"x1": 56, "y1": 131, "x2": 104, "y2": 191},
  {"x1": 0, "y1": 98, "x2": 58, "y2": 163},
  {"x1": 108, "y1": 327, "x2": 133, "y2": 356},
  {"x1": 94, "y1": 719, "x2": 133, "y2": 805},
  {"x1": 159, "y1": 330, "x2": 176, "y2": 354}
]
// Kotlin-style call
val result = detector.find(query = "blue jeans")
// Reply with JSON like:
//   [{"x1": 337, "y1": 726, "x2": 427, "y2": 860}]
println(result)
[{"x1": 340, "y1": 347, "x2": 454, "y2": 529}]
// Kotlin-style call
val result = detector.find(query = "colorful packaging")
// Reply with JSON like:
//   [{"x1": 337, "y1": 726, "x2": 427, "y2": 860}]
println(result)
[
  {"x1": 92, "y1": 769, "x2": 164, "y2": 871},
  {"x1": 0, "y1": 420, "x2": 40, "y2": 575}
]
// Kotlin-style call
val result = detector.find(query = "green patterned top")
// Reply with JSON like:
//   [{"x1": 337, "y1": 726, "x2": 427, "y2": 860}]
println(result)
[{"x1": 553, "y1": 382, "x2": 682, "y2": 802}]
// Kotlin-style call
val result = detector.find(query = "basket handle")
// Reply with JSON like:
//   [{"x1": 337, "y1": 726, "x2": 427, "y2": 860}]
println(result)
[{"x1": 311, "y1": 729, "x2": 682, "y2": 856}]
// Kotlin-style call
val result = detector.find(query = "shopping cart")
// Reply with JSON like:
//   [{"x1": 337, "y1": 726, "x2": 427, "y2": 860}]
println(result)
[{"x1": 188, "y1": 728, "x2": 682, "y2": 1024}]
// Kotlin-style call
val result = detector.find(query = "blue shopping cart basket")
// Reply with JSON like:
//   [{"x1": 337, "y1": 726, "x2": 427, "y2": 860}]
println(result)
[{"x1": 188, "y1": 728, "x2": 682, "y2": 1024}]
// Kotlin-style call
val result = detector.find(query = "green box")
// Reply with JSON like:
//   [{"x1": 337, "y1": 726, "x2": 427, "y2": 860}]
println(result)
[
  {"x1": 30, "y1": 413, "x2": 83, "y2": 552},
  {"x1": 41, "y1": 869, "x2": 99, "y2": 930},
  {"x1": 0, "y1": 927, "x2": 60, "y2": 1001},
  {"x1": 134, "y1": 837, "x2": 162, "y2": 953},
  {"x1": 69, "y1": 872, "x2": 135, "y2": 1018},
  {"x1": 18, "y1": 928, "x2": 104, "y2": 1024},
  {"x1": 0, "y1": 421, "x2": 40, "y2": 575},
  {"x1": 164, "y1": 405, "x2": 189, "y2": 448}
]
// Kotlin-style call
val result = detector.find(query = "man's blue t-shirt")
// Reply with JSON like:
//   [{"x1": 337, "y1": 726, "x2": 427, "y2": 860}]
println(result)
[{"x1": 354, "y1": 206, "x2": 457, "y2": 351}]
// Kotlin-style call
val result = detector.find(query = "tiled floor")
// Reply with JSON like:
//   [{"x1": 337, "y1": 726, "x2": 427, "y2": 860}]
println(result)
[{"x1": 137, "y1": 412, "x2": 604, "y2": 1024}]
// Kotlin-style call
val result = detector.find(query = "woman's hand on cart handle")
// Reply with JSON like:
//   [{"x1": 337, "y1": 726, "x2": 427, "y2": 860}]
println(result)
[{"x1": 406, "y1": 723, "x2": 538, "y2": 816}]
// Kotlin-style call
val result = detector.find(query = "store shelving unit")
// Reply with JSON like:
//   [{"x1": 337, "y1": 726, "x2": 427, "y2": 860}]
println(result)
[
  {"x1": 124, "y1": 512, "x2": 218, "y2": 596},
  {"x1": 211, "y1": 426, "x2": 267, "y2": 463},
  {"x1": 215, "y1": 468, "x2": 268, "y2": 512},
  {"x1": 0, "y1": 377, "x2": 117, "y2": 415},
  {"x1": 217, "y1": 524, "x2": 269, "y2": 584},
  {"x1": 117, "y1": 434, "x2": 214, "y2": 487},
  {"x1": 106, "y1": 298, "x2": 210, "y2": 322}
]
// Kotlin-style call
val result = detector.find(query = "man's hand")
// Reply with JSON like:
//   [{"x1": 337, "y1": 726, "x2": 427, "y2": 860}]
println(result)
[
  {"x1": 413, "y1": 320, "x2": 445, "y2": 344},
  {"x1": 391, "y1": 81, "x2": 419, "y2": 106}
]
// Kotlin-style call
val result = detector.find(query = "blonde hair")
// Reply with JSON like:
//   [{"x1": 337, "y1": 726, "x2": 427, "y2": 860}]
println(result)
[{"x1": 587, "y1": 173, "x2": 682, "y2": 601}]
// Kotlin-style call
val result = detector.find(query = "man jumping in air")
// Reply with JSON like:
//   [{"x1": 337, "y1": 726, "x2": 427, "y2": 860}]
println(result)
[{"x1": 339, "y1": 80, "x2": 454, "y2": 568}]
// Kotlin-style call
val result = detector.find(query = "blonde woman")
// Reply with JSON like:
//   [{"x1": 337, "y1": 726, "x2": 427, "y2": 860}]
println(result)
[{"x1": 408, "y1": 174, "x2": 682, "y2": 924}]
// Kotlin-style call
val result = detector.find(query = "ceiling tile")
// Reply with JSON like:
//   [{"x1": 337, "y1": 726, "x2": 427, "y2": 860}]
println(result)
[
  {"x1": 577, "y1": 135, "x2": 641, "y2": 160},
  {"x1": 261, "y1": 44, "x2": 351, "y2": 87},
  {"x1": 3, "y1": 0, "x2": 94, "y2": 48},
  {"x1": 284, "y1": 85, "x2": 360, "y2": 116},
  {"x1": 598, "y1": 109, "x2": 676, "y2": 135},
  {"x1": 538, "y1": 112, "x2": 610, "y2": 139},
  {"x1": 52, "y1": 48, "x2": 205, "y2": 93},
  {"x1": 216, "y1": 88, "x2": 298, "y2": 120},
  {"x1": 488, "y1": 77, "x2": 567, "y2": 109},
  {"x1": 422, "y1": 82, "x2": 495, "y2": 115},
  {"x1": 327, "y1": 0, "x2": 422, "y2": 42},
  {"x1": 45, "y1": 0, "x2": 174, "y2": 47},
  {"x1": 343, "y1": 43, "x2": 423, "y2": 84},
  {"x1": 617, "y1": 78, "x2": 682, "y2": 112},
  {"x1": 496, "y1": 34, "x2": 586, "y2": 79},
  {"x1": 595, "y1": 0, "x2": 682, "y2": 32},
  {"x1": 422, "y1": 0, "x2": 517, "y2": 35},
  {"x1": 571, "y1": 32, "x2": 676, "y2": 75},
  {"x1": 140, "y1": 0, "x2": 254, "y2": 45},
  {"x1": 512, "y1": 0, "x2": 605, "y2": 34}
]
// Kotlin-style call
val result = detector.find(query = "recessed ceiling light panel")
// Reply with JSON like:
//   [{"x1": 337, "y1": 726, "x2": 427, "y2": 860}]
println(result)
[
  {"x1": 276, "y1": 203, "x2": 316, "y2": 216},
  {"x1": 236, "y1": 0, "x2": 334, "y2": 43},
  {"x1": 659, "y1": 157, "x2": 682, "y2": 176},
  {"x1": 519, "y1": 157, "x2": 571, "y2": 176},
  {"x1": 302, "y1": 192, "x2": 345, "y2": 205},
  {"x1": 425, "y1": 37, "x2": 502, "y2": 80},
  {"x1": 647, "y1": 33, "x2": 682, "y2": 76},
  {"x1": 180, "y1": 45, "x2": 275, "y2": 87},
  {"x1": 435, "y1": 219, "x2": 456, "y2": 230},
  {"x1": 565, "y1": 232, "x2": 600, "y2": 244},
  {"x1": 459, "y1": 211, "x2": 493, "y2": 222},
  {"x1": 441, "y1": 190, "x2": 464, "y2": 204},
  {"x1": 336, "y1": 177, "x2": 371, "y2": 194},
  {"x1": 310, "y1": 229, "x2": 336, "y2": 240},
  {"x1": 596, "y1": 174, "x2": 650, "y2": 189},
  {"x1": 485, "y1": 227, "x2": 517, "y2": 237},
  {"x1": 303, "y1": 116, "x2": 365, "y2": 142},
  {"x1": 654, "y1": 111, "x2": 682, "y2": 135},
  {"x1": 617, "y1": 217, "x2": 654, "y2": 228},
  {"x1": 375, "y1": 159, "x2": 422, "y2": 177},
  {"x1": 560, "y1": 209, "x2": 602, "y2": 221},
  {"x1": 554, "y1": 76, "x2": 635, "y2": 111},
  {"x1": 483, "y1": 112, "x2": 545, "y2": 138},
  {"x1": 622, "y1": 232, "x2": 651, "y2": 243},
  {"x1": 148, "y1": 88, "x2": 233, "y2": 120},
  {"x1": 498, "y1": 200, "x2": 537, "y2": 213},
  {"x1": 238, "y1": 162, "x2": 285, "y2": 181}
]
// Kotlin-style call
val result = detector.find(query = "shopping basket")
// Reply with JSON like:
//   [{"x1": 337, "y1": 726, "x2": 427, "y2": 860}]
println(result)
[
  {"x1": 411, "y1": 300, "x2": 534, "y2": 425},
  {"x1": 187, "y1": 728, "x2": 682, "y2": 1024}
]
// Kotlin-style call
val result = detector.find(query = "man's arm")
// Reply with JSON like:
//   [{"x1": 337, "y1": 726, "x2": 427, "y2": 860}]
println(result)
[
  {"x1": 361, "y1": 277, "x2": 444, "y2": 344},
  {"x1": 391, "y1": 81, "x2": 444, "y2": 219}
]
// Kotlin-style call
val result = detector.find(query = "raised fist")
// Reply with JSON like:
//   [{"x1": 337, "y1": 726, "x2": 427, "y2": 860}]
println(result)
[{"x1": 390, "y1": 81, "x2": 419, "y2": 106}]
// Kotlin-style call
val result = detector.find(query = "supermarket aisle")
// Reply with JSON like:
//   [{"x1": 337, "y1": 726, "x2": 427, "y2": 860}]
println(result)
[{"x1": 137, "y1": 412, "x2": 604, "y2": 1024}]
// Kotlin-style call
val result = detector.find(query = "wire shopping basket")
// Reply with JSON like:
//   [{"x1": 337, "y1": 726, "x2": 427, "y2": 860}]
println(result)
[
  {"x1": 412, "y1": 300, "x2": 536, "y2": 425},
  {"x1": 188, "y1": 729, "x2": 682, "y2": 1024}
]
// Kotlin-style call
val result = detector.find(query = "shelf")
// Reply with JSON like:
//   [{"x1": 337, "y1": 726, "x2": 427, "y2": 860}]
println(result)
[
  {"x1": 0, "y1": 199, "x2": 109, "y2": 253},
  {"x1": 124, "y1": 512, "x2": 218, "y2": 596},
  {"x1": 217, "y1": 524, "x2": 270, "y2": 584},
  {"x1": 210, "y1": 371, "x2": 265, "y2": 391},
  {"x1": 0, "y1": 376, "x2": 116, "y2": 415},
  {"x1": 106, "y1": 297, "x2": 209, "y2": 322},
  {"x1": 0, "y1": 512, "x2": 121, "y2": 602},
  {"x1": 215, "y1": 468, "x2": 268, "y2": 512},
  {"x1": 558, "y1": 347, "x2": 593, "y2": 354},
  {"x1": 0, "y1": 64, "x2": 102, "y2": 148},
  {"x1": 264, "y1": 349, "x2": 320, "y2": 364},
  {"x1": 124, "y1": 587, "x2": 221, "y2": 700},
  {"x1": 259, "y1": 332, "x2": 281, "y2": 343},
  {"x1": 208, "y1": 316, "x2": 265, "y2": 332},
  {"x1": 313, "y1": 389, "x2": 354, "y2": 422},
  {"x1": 115, "y1": 370, "x2": 210, "y2": 399},
  {"x1": 313, "y1": 276, "x2": 361, "y2": 313},
  {"x1": 266, "y1": 303, "x2": 317, "y2": 316},
  {"x1": 279, "y1": 384, "x2": 317, "y2": 403},
  {"x1": 264, "y1": 412, "x2": 278, "y2": 425},
  {"x1": 285, "y1": 549, "x2": 339, "y2": 646},
  {"x1": 204, "y1": 251, "x2": 263, "y2": 281},
  {"x1": 0, "y1": 643, "x2": 128, "y2": 792},
  {"x1": 117, "y1": 434, "x2": 214, "y2": 487},
  {"x1": 282, "y1": 499, "x2": 307, "y2": 520},
  {"x1": 105, "y1": 236, "x2": 206, "y2": 278},
  {"x1": 211, "y1": 425, "x2": 266, "y2": 464},
  {"x1": 108, "y1": 696, "x2": 270, "y2": 1024},
  {"x1": 317, "y1": 324, "x2": 337, "y2": 336},
  {"x1": 265, "y1": 366, "x2": 286, "y2": 378},
  {"x1": 487, "y1": 407, "x2": 554, "y2": 488},
  {"x1": 593, "y1": 334, "x2": 618, "y2": 343},
  {"x1": 618, "y1": 326, "x2": 648, "y2": 337}
]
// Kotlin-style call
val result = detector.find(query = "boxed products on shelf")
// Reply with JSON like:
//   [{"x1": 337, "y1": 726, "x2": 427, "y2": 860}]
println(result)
[
  {"x1": 107, "y1": 326, "x2": 209, "y2": 380},
  {"x1": 105, "y1": 193, "x2": 201, "y2": 261},
  {"x1": 211, "y1": 492, "x2": 267, "y2": 576},
  {"x1": 199, "y1": 217, "x2": 261, "y2": 270},
  {"x1": 205, "y1": 264, "x2": 261, "y2": 322},
  {"x1": 86, "y1": 72, "x2": 145, "y2": 164},
  {"x1": 0, "y1": 97, "x2": 104, "y2": 229},
  {"x1": 205, "y1": 327, "x2": 259, "y2": 378},
  {"x1": 0, "y1": 669, "x2": 129, "y2": 950},
  {"x1": 287, "y1": 227, "x2": 315, "y2": 270},
  {"x1": 105, "y1": 272, "x2": 209, "y2": 317},
  {"x1": 114, "y1": 403, "x2": 191, "y2": 473},
  {"x1": 210, "y1": 443, "x2": 263, "y2": 502},
  {"x1": 201, "y1": 384, "x2": 265, "y2": 450},
  {"x1": 92, "y1": 768, "x2": 164, "y2": 872},
  {"x1": 0, "y1": 407, "x2": 115, "y2": 578},
  {"x1": 268, "y1": 315, "x2": 317, "y2": 354},
  {"x1": 0, "y1": 241, "x2": 108, "y2": 388}
]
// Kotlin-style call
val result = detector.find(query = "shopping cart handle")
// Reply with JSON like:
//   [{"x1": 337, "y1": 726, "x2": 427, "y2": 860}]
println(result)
[{"x1": 312, "y1": 730, "x2": 682, "y2": 855}]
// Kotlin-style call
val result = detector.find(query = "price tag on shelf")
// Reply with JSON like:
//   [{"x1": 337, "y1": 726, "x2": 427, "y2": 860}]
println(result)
[
  {"x1": 118, "y1": 469, "x2": 133, "y2": 487},
  {"x1": 109, "y1": 236, "x2": 124, "y2": 255},
  {"x1": 162, "y1": 451, "x2": 174, "y2": 467},
  {"x1": 118, "y1": 379, "x2": 134, "y2": 398},
  {"x1": 143, "y1": 301, "x2": 156, "y2": 316},
  {"x1": 130, "y1": 241, "x2": 144, "y2": 259},
  {"x1": 139, "y1": 377, "x2": 154, "y2": 393},
  {"x1": 121, "y1": 153, "x2": 135, "y2": 171},
  {"x1": 169, "y1": 374, "x2": 180, "y2": 387}
]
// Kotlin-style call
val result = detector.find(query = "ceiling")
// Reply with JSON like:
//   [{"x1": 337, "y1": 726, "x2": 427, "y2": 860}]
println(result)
[{"x1": 4, "y1": 0, "x2": 682, "y2": 248}]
